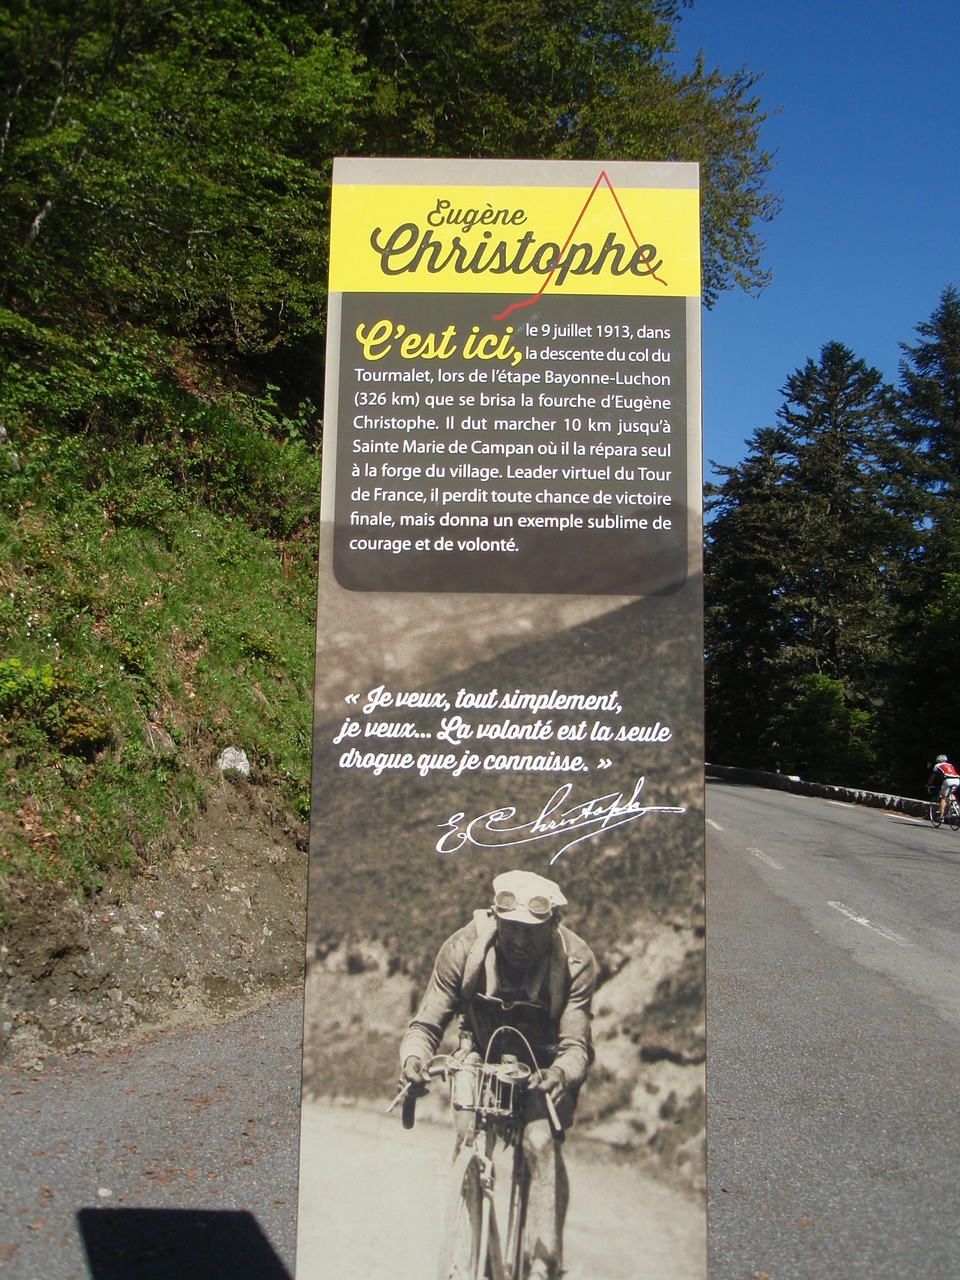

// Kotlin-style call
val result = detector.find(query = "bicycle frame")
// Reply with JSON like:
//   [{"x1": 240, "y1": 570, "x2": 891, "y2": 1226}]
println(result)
[
  {"x1": 391, "y1": 1025, "x2": 563, "y2": 1280},
  {"x1": 446, "y1": 1060, "x2": 530, "y2": 1280},
  {"x1": 466, "y1": 1138, "x2": 520, "y2": 1280},
  {"x1": 928, "y1": 786, "x2": 960, "y2": 830}
]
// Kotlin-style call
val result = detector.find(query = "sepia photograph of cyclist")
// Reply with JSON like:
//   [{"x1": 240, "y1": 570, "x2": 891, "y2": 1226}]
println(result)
[
  {"x1": 295, "y1": 583, "x2": 706, "y2": 1280},
  {"x1": 397, "y1": 869, "x2": 596, "y2": 1280}
]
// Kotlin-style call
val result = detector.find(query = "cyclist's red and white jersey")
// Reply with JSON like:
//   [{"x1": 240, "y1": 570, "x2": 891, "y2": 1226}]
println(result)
[{"x1": 936, "y1": 762, "x2": 959, "y2": 780}]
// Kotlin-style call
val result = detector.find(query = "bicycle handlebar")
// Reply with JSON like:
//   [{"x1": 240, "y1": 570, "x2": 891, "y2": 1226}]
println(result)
[
  {"x1": 387, "y1": 1057, "x2": 565, "y2": 1140},
  {"x1": 385, "y1": 1061, "x2": 448, "y2": 1127},
  {"x1": 401, "y1": 1088, "x2": 418, "y2": 1130},
  {"x1": 543, "y1": 1091, "x2": 565, "y2": 1143}
]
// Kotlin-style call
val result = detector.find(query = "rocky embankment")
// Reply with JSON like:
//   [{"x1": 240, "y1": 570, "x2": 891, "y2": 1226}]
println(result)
[{"x1": 1, "y1": 775, "x2": 308, "y2": 1066}]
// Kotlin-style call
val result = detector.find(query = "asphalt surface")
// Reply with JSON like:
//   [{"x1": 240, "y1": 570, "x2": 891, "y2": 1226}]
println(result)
[
  {"x1": 0, "y1": 994, "x2": 302, "y2": 1280},
  {"x1": 706, "y1": 779, "x2": 960, "y2": 1278},
  {"x1": 6, "y1": 781, "x2": 960, "y2": 1278}
]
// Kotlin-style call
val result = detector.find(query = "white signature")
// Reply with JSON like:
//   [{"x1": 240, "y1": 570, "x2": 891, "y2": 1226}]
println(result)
[{"x1": 435, "y1": 778, "x2": 685, "y2": 865}]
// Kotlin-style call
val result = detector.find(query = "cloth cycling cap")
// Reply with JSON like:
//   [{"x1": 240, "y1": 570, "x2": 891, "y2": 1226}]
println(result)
[{"x1": 492, "y1": 870, "x2": 567, "y2": 924}]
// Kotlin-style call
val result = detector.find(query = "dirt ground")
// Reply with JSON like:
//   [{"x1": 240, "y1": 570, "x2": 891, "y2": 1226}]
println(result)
[{"x1": 0, "y1": 773, "x2": 309, "y2": 1069}]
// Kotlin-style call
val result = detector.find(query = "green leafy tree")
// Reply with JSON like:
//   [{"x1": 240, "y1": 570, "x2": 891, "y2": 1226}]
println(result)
[
  {"x1": 325, "y1": 0, "x2": 780, "y2": 305},
  {"x1": 0, "y1": 0, "x2": 366, "y2": 359},
  {"x1": 0, "y1": 0, "x2": 784, "y2": 909},
  {"x1": 769, "y1": 673, "x2": 876, "y2": 786}
]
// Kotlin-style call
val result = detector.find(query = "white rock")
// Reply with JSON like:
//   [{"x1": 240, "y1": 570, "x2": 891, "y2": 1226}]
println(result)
[{"x1": 217, "y1": 746, "x2": 250, "y2": 777}]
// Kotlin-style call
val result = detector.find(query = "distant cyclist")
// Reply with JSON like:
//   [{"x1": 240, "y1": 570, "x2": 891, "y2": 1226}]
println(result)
[{"x1": 927, "y1": 754, "x2": 960, "y2": 821}]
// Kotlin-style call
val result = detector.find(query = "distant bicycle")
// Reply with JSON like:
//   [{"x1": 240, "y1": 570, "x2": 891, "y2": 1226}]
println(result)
[{"x1": 927, "y1": 786, "x2": 960, "y2": 830}]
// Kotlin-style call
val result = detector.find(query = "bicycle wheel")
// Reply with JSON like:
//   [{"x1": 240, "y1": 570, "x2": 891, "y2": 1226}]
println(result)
[
  {"x1": 438, "y1": 1149, "x2": 484, "y2": 1280},
  {"x1": 503, "y1": 1147, "x2": 530, "y2": 1280},
  {"x1": 930, "y1": 801, "x2": 944, "y2": 827},
  {"x1": 948, "y1": 804, "x2": 960, "y2": 832}
]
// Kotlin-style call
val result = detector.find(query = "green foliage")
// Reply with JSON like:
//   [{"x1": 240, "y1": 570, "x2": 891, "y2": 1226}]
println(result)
[
  {"x1": 327, "y1": 0, "x2": 780, "y2": 305},
  {"x1": 0, "y1": 0, "x2": 780, "y2": 363},
  {"x1": 0, "y1": 657, "x2": 57, "y2": 709},
  {"x1": 1, "y1": 325, "x2": 323, "y2": 536},
  {"x1": 705, "y1": 290, "x2": 960, "y2": 795},
  {"x1": 0, "y1": 0, "x2": 366, "y2": 356},
  {"x1": 0, "y1": 336, "x2": 320, "y2": 902},
  {"x1": 705, "y1": 427, "x2": 791, "y2": 767},
  {"x1": 773, "y1": 342, "x2": 903, "y2": 686},
  {"x1": 770, "y1": 674, "x2": 876, "y2": 786},
  {"x1": 880, "y1": 571, "x2": 960, "y2": 793},
  {"x1": 706, "y1": 344, "x2": 900, "y2": 777},
  {"x1": 0, "y1": 656, "x2": 112, "y2": 756},
  {"x1": 893, "y1": 285, "x2": 960, "y2": 580},
  {"x1": 0, "y1": 0, "x2": 784, "y2": 918}
]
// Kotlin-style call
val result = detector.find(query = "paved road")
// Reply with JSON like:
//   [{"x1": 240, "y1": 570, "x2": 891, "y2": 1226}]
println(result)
[
  {"x1": 1, "y1": 994, "x2": 703, "y2": 1280},
  {"x1": 0, "y1": 996, "x2": 303, "y2": 1280},
  {"x1": 6, "y1": 780, "x2": 960, "y2": 1278},
  {"x1": 706, "y1": 778, "x2": 960, "y2": 1278}
]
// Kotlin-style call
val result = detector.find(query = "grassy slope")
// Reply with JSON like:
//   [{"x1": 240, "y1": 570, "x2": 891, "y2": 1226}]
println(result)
[{"x1": 0, "y1": 324, "x2": 320, "y2": 923}]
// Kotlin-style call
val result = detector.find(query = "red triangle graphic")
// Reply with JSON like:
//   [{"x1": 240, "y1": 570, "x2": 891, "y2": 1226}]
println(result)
[{"x1": 493, "y1": 170, "x2": 667, "y2": 322}]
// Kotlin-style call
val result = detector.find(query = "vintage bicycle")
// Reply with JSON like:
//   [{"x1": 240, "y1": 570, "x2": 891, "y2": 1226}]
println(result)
[{"x1": 389, "y1": 1025, "x2": 564, "y2": 1280}]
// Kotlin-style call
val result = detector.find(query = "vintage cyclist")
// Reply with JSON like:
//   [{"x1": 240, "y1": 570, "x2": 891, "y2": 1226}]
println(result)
[{"x1": 399, "y1": 869, "x2": 597, "y2": 1280}]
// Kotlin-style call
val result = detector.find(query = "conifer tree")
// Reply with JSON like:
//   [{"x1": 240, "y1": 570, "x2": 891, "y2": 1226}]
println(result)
[
  {"x1": 894, "y1": 285, "x2": 960, "y2": 581},
  {"x1": 705, "y1": 343, "x2": 899, "y2": 782},
  {"x1": 883, "y1": 287, "x2": 960, "y2": 788},
  {"x1": 704, "y1": 427, "x2": 790, "y2": 767},
  {"x1": 774, "y1": 342, "x2": 900, "y2": 692}
]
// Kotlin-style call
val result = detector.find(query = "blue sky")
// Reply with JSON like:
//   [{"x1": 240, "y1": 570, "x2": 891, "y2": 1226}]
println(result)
[{"x1": 673, "y1": 0, "x2": 960, "y2": 479}]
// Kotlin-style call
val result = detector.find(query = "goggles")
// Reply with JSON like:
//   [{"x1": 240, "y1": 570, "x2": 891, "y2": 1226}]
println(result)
[{"x1": 493, "y1": 890, "x2": 554, "y2": 919}]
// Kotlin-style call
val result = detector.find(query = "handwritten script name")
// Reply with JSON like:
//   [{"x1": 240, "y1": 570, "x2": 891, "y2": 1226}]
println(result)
[{"x1": 436, "y1": 778, "x2": 684, "y2": 865}]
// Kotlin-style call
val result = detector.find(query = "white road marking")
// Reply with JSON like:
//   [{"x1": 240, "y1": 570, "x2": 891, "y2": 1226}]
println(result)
[
  {"x1": 747, "y1": 846, "x2": 784, "y2": 870},
  {"x1": 828, "y1": 901, "x2": 911, "y2": 947},
  {"x1": 706, "y1": 818, "x2": 723, "y2": 831}
]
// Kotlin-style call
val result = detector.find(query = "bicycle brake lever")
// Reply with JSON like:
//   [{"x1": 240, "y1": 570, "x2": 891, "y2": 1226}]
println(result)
[
  {"x1": 545, "y1": 1093, "x2": 565, "y2": 1143},
  {"x1": 385, "y1": 1082, "x2": 412, "y2": 1116}
]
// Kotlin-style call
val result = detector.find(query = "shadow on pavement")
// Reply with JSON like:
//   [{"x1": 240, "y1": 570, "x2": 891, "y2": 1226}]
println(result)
[{"x1": 76, "y1": 1207, "x2": 291, "y2": 1279}]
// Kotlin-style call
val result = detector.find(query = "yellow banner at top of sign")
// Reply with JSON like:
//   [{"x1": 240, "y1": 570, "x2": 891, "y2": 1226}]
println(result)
[{"x1": 329, "y1": 175, "x2": 700, "y2": 299}]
